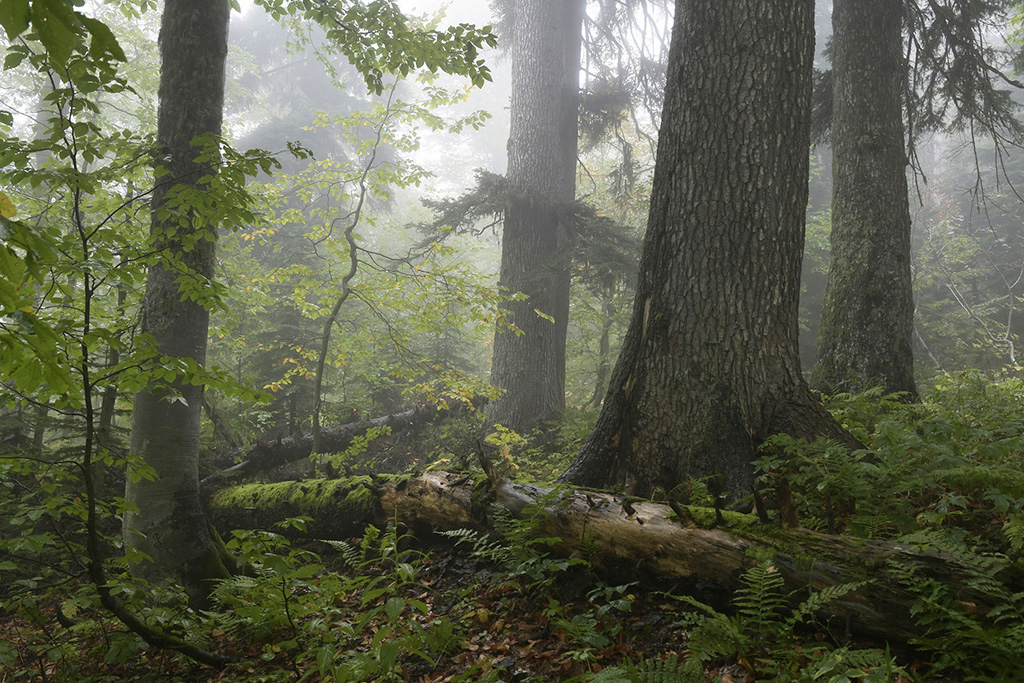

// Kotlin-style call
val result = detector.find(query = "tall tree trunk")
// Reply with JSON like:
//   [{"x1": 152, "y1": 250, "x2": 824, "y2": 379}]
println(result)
[
  {"x1": 489, "y1": 0, "x2": 585, "y2": 432},
  {"x1": 812, "y1": 0, "x2": 917, "y2": 399},
  {"x1": 585, "y1": 283, "x2": 617, "y2": 409},
  {"x1": 561, "y1": 0, "x2": 856, "y2": 497},
  {"x1": 124, "y1": 0, "x2": 232, "y2": 603}
]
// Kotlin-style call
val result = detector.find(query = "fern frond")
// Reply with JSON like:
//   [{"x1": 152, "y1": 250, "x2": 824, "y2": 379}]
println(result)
[
  {"x1": 734, "y1": 562, "x2": 787, "y2": 637},
  {"x1": 438, "y1": 528, "x2": 481, "y2": 545},
  {"x1": 358, "y1": 524, "x2": 381, "y2": 563},
  {"x1": 320, "y1": 538, "x2": 362, "y2": 569},
  {"x1": 845, "y1": 514, "x2": 896, "y2": 539},
  {"x1": 989, "y1": 591, "x2": 1024, "y2": 623},
  {"x1": 210, "y1": 575, "x2": 259, "y2": 604},
  {"x1": 897, "y1": 528, "x2": 993, "y2": 568},
  {"x1": 636, "y1": 654, "x2": 691, "y2": 682},
  {"x1": 925, "y1": 465, "x2": 1024, "y2": 498},
  {"x1": 439, "y1": 528, "x2": 514, "y2": 564},
  {"x1": 1003, "y1": 513, "x2": 1024, "y2": 555},
  {"x1": 203, "y1": 610, "x2": 248, "y2": 641},
  {"x1": 801, "y1": 646, "x2": 903, "y2": 681},
  {"x1": 593, "y1": 653, "x2": 692, "y2": 682},
  {"x1": 785, "y1": 581, "x2": 865, "y2": 630}
]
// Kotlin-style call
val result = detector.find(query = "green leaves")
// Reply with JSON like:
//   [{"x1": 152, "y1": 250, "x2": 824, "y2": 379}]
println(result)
[
  {"x1": 79, "y1": 15, "x2": 125, "y2": 61},
  {"x1": 27, "y1": 0, "x2": 78, "y2": 64},
  {"x1": 0, "y1": 0, "x2": 126, "y2": 67},
  {"x1": 251, "y1": 0, "x2": 496, "y2": 95},
  {"x1": 0, "y1": 217, "x2": 78, "y2": 404},
  {"x1": 0, "y1": 0, "x2": 30, "y2": 40}
]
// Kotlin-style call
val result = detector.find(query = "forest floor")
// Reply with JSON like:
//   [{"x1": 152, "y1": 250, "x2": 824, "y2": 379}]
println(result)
[
  {"x1": 13, "y1": 380, "x2": 1018, "y2": 682},
  {"x1": 1, "y1": 537, "x2": 939, "y2": 682}
]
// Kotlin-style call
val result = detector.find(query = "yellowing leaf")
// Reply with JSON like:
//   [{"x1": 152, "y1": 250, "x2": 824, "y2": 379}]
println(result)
[
  {"x1": 0, "y1": 191, "x2": 17, "y2": 218},
  {"x1": 534, "y1": 308, "x2": 555, "y2": 324}
]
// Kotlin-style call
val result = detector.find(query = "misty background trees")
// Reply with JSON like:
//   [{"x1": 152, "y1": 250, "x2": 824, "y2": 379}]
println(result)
[
  {"x1": 486, "y1": 0, "x2": 584, "y2": 433},
  {"x1": 812, "y1": 0, "x2": 917, "y2": 399}
]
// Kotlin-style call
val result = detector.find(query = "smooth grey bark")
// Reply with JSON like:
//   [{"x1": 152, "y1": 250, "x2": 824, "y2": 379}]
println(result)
[
  {"x1": 561, "y1": 0, "x2": 857, "y2": 497},
  {"x1": 812, "y1": 0, "x2": 918, "y2": 399},
  {"x1": 124, "y1": 0, "x2": 232, "y2": 601},
  {"x1": 489, "y1": 0, "x2": 585, "y2": 432}
]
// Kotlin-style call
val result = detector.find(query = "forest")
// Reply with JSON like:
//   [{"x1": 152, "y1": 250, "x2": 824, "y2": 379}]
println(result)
[{"x1": 3, "y1": 0, "x2": 1024, "y2": 681}]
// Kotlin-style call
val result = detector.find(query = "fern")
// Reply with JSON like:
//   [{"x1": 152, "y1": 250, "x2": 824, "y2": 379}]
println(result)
[
  {"x1": 785, "y1": 581, "x2": 865, "y2": 632},
  {"x1": 897, "y1": 528, "x2": 995, "y2": 568},
  {"x1": 208, "y1": 574, "x2": 289, "y2": 641},
  {"x1": 319, "y1": 538, "x2": 364, "y2": 569},
  {"x1": 671, "y1": 561, "x2": 899, "y2": 681},
  {"x1": 440, "y1": 494, "x2": 584, "y2": 593},
  {"x1": 892, "y1": 549, "x2": 1024, "y2": 681},
  {"x1": 586, "y1": 654, "x2": 692, "y2": 682},
  {"x1": 801, "y1": 646, "x2": 904, "y2": 682},
  {"x1": 359, "y1": 523, "x2": 382, "y2": 563},
  {"x1": 323, "y1": 522, "x2": 410, "y2": 571},
  {"x1": 1003, "y1": 513, "x2": 1024, "y2": 555},
  {"x1": 733, "y1": 562, "x2": 788, "y2": 638},
  {"x1": 439, "y1": 527, "x2": 515, "y2": 565},
  {"x1": 844, "y1": 514, "x2": 898, "y2": 540}
]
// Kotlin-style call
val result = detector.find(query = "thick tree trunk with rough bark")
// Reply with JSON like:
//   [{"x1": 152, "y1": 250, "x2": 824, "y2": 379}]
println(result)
[
  {"x1": 124, "y1": 0, "x2": 232, "y2": 603},
  {"x1": 812, "y1": 0, "x2": 917, "y2": 399},
  {"x1": 489, "y1": 0, "x2": 585, "y2": 432},
  {"x1": 208, "y1": 473, "x2": 1023, "y2": 644},
  {"x1": 560, "y1": 0, "x2": 856, "y2": 498}
]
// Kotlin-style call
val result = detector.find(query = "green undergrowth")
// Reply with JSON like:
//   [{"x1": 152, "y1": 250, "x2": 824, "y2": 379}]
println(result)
[
  {"x1": 6, "y1": 372, "x2": 1024, "y2": 680},
  {"x1": 751, "y1": 372, "x2": 1024, "y2": 680}
]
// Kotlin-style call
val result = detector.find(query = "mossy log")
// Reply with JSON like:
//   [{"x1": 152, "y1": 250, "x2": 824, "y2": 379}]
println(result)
[
  {"x1": 209, "y1": 472, "x2": 1024, "y2": 645},
  {"x1": 201, "y1": 404, "x2": 464, "y2": 487}
]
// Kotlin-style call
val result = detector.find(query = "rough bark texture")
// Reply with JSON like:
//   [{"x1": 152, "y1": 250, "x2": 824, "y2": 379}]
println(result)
[
  {"x1": 812, "y1": 0, "x2": 917, "y2": 399},
  {"x1": 209, "y1": 473, "x2": 1023, "y2": 644},
  {"x1": 124, "y1": 0, "x2": 231, "y2": 601},
  {"x1": 489, "y1": 0, "x2": 585, "y2": 432},
  {"x1": 560, "y1": 0, "x2": 855, "y2": 497}
]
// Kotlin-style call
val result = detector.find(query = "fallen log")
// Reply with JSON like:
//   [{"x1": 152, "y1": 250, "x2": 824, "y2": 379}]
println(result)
[
  {"x1": 201, "y1": 403, "x2": 472, "y2": 487},
  {"x1": 209, "y1": 472, "x2": 1024, "y2": 645}
]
